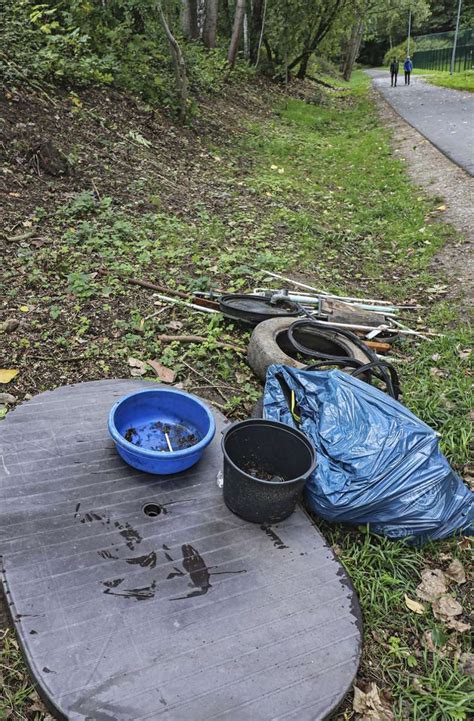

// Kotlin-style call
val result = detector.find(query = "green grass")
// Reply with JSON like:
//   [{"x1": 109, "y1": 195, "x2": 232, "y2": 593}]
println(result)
[
  {"x1": 1, "y1": 70, "x2": 473, "y2": 720},
  {"x1": 412, "y1": 68, "x2": 474, "y2": 92},
  {"x1": 0, "y1": 628, "x2": 45, "y2": 720}
]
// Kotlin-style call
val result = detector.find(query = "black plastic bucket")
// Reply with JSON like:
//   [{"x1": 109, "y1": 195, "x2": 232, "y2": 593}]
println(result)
[{"x1": 221, "y1": 419, "x2": 316, "y2": 524}]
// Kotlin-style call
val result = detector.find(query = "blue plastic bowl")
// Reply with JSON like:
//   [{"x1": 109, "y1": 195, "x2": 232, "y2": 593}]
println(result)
[{"x1": 108, "y1": 388, "x2": 216, "y2": 475}]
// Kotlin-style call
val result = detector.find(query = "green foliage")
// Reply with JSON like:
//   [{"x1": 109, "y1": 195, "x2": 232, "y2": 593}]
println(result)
[
  {"x1": 1, "y1": 0, "x2": 238, "y2": 113},
  {"x1": 384, "y1": 39, "x2": 416, "y2": 65}
]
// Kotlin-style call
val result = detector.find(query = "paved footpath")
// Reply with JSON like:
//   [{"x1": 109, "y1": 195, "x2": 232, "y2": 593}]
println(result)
[{"x1": 366, "y1": 69, "x2": 474, "y2": 176}]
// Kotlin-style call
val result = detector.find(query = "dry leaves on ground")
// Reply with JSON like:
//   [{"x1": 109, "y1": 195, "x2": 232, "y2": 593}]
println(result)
[
  {"x1": 404, "y1": 594, "x2": 425, "y2": 614},
  {"x1": 459, "y1": 652, "x2": 474, "y2": 677},
  {"x1": 416, "y1": 569, "x2": 447, "y2": 603},
  {"x1": 128, "y1": 357, "x2": 147, "y2": 376},
  {"x1": 416, "y1": 564, "x2": 470, "y2": 633},
  {"x1": 432, "y1": 595, "x2": 470, "y2": 633},
  {"x1": 0, "y1": 369, "x2": 19, "y2": 384},
  {"x1": 353, "y1": 682, "x2": 394, "y2": 721},
  {"x1": 147, "y1": 360, "x2": 176, "y2": 384},
  {"x1": 444, "y1": 559, "x2": 466, "y2": 584}
]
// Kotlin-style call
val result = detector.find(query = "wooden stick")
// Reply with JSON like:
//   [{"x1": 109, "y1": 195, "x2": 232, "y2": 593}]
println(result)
[{"x1": 157, "y1": 334, "x2": 245, "y2": 353}]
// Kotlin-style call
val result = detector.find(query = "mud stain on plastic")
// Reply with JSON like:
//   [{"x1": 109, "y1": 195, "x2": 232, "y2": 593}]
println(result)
[
  {"x1": 114, "y1": 521, "x2": 142, "y2": 550},
  {"x1": 170, "y1": 544, "x2": 211, "y2": 600},
  {"x1": 80, "y1": 511, "x2": 107, "y2": 524},
  {"x1": 76, "y1": 510, "x2": 110, "y2": 525},
  {"x1": 30, "y1": 630, "x2": 37, "y2": 635},
  {"x1": 97, "y1": 549, "x2": 120, "y2": 560},
  {"x1": 261, "y1": 524, "x2": 289, "y2": 550},
  {"x1": 104, "y1": 579, "x2": 157, "y2": 601},
  {"x1": 169, "y1": 544, "x2": 246, "y2": 600},
  {"x1": 102, "y1": 578, "x2": 124, "y2": 589},
  {"x1": 43, "y1": 666, "x2": 56, "y2": 674},
  {"x1": 336, "y1": 564, "x2": 364, "y2": 637},
  {"x1": 160, "y1": 498, "x2": 196, "y2": 514},
  {"x1": 125, "y1": 551, "x2": 157, "y2": 569}
]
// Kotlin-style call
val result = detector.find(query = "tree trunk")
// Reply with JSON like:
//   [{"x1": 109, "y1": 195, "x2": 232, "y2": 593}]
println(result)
[
  {"x1": 243, "y1": 12, "x2": 249, "y2": 58},
  {"x1": 227, "y1": 0, "x2": 246, "y2": 68},
  {"x1": 296, "y1": 53, "x2": 311, "y2": 80},
  {"x1": 157, "y1": 1, "x2": 189, "y2": 122},
  {"x1": 181, "y1": 0, "x2": 199, "y2": 40},
  {"x1": 341, "y1": 16, "x2": 364, "y2": 81},
  {"x1": 203, "y1": 0, "x2": 219, "y2": 48},
  {"x1": 249, "y1": 0, "x2": 266, "y2": 65}
]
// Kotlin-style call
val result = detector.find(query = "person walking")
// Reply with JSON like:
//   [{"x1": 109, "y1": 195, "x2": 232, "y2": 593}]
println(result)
[
  {"x1": 404, "y1": 56, "x2": 413, "y2": 85},
  {"x1": 390, "y1": 58, "x2": 399, "y2": 87}
]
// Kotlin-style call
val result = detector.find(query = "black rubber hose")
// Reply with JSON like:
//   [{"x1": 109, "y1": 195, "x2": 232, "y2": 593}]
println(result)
[
  {"x1": 288, "y1": 318, "x2": 379, "y2": 364},
  {"x1": 289, "y1": 320, "x2": 401, "y2": 399},
  {"x1": 303, "y1": 358, "x2": 401, "y2": 400}
]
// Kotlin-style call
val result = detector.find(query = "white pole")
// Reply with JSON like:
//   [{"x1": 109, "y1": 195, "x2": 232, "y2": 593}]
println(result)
[
  {"x1": 450, "y1": 0, "x2": 463, "y2": 75},
  {"x1": 407, "y1": 9, "x2": 412, "y2": 56}
]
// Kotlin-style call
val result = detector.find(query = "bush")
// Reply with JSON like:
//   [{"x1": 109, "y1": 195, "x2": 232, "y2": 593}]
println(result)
[{"x1": 384, "y1": 40, "x2": 416, "y2": 66}]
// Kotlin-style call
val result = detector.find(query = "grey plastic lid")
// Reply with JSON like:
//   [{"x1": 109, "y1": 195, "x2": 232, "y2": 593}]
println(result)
[{"x1": 0, "y1": 379, "x2": 362, "y2": 720}]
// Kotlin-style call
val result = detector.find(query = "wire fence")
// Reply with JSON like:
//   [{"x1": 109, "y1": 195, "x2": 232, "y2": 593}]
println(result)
[{"x1": 413, "y1": 29, "x2": 474, "y2": 71}]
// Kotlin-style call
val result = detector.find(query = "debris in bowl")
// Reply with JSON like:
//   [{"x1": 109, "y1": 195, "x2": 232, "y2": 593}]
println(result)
[{"x1": 122, "y1": 421, "x2": 200, "y2": 452}]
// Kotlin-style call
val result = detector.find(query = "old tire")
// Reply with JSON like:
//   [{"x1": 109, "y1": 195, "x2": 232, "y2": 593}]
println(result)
[{"x1": 247, "y1": 317, "x2": 372, "y2": 381}]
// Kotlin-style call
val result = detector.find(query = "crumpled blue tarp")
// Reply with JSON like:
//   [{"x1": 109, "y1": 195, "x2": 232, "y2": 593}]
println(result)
[{"x1": 263, "y1": 366, "x2": 473, "y2": 542}]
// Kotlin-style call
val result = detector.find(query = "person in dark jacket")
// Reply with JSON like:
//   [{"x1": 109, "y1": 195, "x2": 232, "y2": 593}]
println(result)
[
  {"x1": 404, "y1": 57, "x2": 413, "y2": 85},
  {"x1": 390, "y1": 58, "x2": 399, "y2": 87}
]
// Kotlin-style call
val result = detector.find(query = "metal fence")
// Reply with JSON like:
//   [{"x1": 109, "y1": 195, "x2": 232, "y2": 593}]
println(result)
[
  {"x1": 413, "y1": 29, "x2": 474, "y2": 72},
  {"x1": 413, "y1": 45, "x2": 473, "y2": 71}
]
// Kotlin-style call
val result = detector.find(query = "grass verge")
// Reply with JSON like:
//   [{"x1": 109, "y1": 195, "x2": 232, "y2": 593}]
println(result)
[
  {"x1": 0, "y1": 71, "x2": 473, "y2": 720},
  {"x1": 412, "y1": 68, "x2": 474, "y2": 92}
]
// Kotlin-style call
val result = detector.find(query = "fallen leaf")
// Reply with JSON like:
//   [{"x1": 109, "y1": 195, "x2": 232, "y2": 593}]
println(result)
[
  {"x1": 431, "y1": 353, "x2": 441, "y2": 361},
  {"x1": 459, "y1": 652, "x2": 474, "y2": 677},
  {"x1": 458, "y1": 348, "x2": 471, "y2": 360},
  {"x1": 147, "y1": 360, "x2": 176, "y2": 384},
  {"x1": 445, "y1": 559, "x2": 466, "y2": 584},
  {"x1": 430, "y1": 367, "x2": 445, "y2": 379},
  {"x1": 19, "y1": 305, "x2": 29, "y2": 313},
  {"x1": 0, "y1": 369, "x2": 20, "y2": 384},
  {"x1": 353, "y1": 682, "x2": 394, "y2": 720},
  {"x1": 448, "y1": 618, "x2": 471, "y2": 633},
  {"x1": 405, "y1": 594, "x2": 425, "y2": 614},
  {"x1": 167, "y1": 320, "x2": 183, "y2": 331},
  {"x1": 435, "y1": 204, "x2": 446, "y2": 211},
  {"x1": 431, "y1": 594, "x2": 469, "y2": 630},
  {"x1": 416, "y1": 568, "x2": 447, "y2": 603},
  {"x1": 128, "y1": 357, "x2": 147, "y2": 377}
]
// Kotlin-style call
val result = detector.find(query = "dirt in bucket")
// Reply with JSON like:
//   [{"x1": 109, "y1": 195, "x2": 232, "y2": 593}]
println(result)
[{"x1": 241, "y1": 461, "x2": 286, "y2": 483}]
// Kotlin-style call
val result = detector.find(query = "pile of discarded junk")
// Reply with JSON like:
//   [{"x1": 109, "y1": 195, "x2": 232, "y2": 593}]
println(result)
[
  {"x1": 1, "y1": 270, "x2": 472, "y2": 721},
  {"x1": 112, "y1": 269, "x2": 473, "y2": 543}
]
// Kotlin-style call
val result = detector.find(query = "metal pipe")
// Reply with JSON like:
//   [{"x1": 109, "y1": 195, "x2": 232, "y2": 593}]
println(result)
[
  {"x1": 151, "y1": 293, "x2": 219, "y2": 313},
  {"x1": 407, "y1": 8, "x2": 412, "y2": 56},
  {"x1": 304, "y1": 318, "x2": 441, "y2": 339},
  {"x1": 260, "y1": 270, "x2": 409, "y2": 306},
  {"x1": 450, "y1": 0, "x2": 463, "y2": 75}
]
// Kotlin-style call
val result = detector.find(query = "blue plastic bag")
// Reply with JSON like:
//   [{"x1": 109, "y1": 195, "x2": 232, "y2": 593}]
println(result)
[{"x1": 263, "y1": 366, "x2": 473, "y2": 542}]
